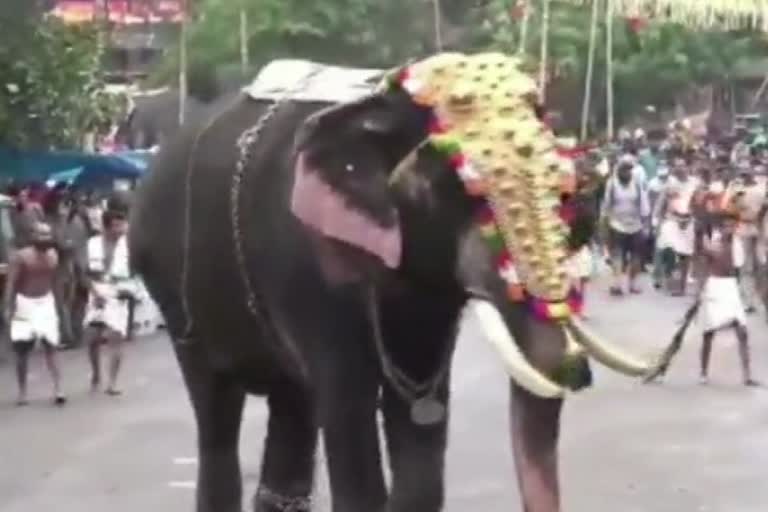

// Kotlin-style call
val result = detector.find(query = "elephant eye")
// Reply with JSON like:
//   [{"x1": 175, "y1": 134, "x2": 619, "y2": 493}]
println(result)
[{"x1": 345, "y1": 163, "x2": 355, "y2": 173}]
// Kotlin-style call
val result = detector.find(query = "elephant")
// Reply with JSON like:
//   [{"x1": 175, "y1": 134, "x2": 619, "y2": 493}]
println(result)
[{"x1": 130, "y1": 53, "x2": 658, "y2": 512}]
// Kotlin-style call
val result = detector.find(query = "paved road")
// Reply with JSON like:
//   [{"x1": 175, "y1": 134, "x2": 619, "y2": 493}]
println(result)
[{"x1": 1, "y1": 276, "x2": 767, "y2": 511}]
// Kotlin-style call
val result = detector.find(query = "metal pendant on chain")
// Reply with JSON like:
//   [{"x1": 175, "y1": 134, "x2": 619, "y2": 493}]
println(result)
[
  {"x1": 367, "y1": 286, "x2": 451, "y2": 427},
  {"x1": 410, "y1": 395, "x2": 447, "y2": 426}
]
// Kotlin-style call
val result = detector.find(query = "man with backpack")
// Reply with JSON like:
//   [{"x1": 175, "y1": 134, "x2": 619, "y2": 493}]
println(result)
[{"x1": 601, "y1": 158, "x2": 651, "y2": 296}]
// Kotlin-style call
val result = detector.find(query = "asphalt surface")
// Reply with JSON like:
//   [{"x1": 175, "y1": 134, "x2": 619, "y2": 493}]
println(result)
[{"x1": 1, "y1": 275, "x2": 767, "y2": 512}]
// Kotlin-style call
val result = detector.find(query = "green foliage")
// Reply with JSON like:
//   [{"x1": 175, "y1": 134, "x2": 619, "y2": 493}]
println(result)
[
  {"x1": 0, "y1": 16, "x2": 122, "y2": 150},
  {"x1": 150, "y1": 0, "x2": 436, "y2": 91},
  {"x1": 476, "y1": 0, "x2": 768, "y2": 131},
  {"x1": 151, "y1": 0, "x2": 768, "y2": 131}
]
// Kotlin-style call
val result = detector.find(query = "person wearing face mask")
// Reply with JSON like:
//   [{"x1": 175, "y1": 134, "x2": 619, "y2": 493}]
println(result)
[
  {"x1": 722, "y1": 164, "x2": 768, "y2": 313},
  {"x1": 654, "y1": 156, "x2": 700, "y2": 295},
  {"x1": 3, "y1": 222, "x2": 66, "y2": 406},
  {"x1": 601, "y1": 160, "x2": 650, "y2": 295},
  {"x1": 82, "y1": 209, "x2": 136, "y2": 396}
]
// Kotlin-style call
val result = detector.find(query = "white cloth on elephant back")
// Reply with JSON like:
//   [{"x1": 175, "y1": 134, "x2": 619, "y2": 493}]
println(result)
[
  {"x1": 244, "y1": 59, "x2": 383, "y2": 103},
  {"x1": 10, "y1": 293, "x2": 60, "y2": 345},
  {"x1": 83, "y1": 234, "x2": 136, "y2": 337}
]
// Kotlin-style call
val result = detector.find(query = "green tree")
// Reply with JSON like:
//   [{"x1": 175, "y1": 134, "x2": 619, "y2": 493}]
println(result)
[
  {"x1": 151, "y1": 0, "x2": 442, "y2": 93},
  {"x1": 476, "y1": 0, "x2": 768, "y2": 132},
  {"x1": 0, "y1": 14, "x2": 121, "y2": 149}
]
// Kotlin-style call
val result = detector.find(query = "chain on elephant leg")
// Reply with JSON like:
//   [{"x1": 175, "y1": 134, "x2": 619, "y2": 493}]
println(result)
[{"x1": 253, "y1": 486, "x2": 312, "y2": 512}]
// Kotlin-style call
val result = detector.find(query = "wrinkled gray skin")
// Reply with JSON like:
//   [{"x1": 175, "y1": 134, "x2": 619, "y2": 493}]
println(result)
[{"x1": 130, "y1": 88, "x2": 569, "y2": 512}]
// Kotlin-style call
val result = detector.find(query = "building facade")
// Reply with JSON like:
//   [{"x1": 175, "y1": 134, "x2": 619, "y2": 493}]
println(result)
[{"x1": 48, "y1": 1, "x2": 183, "y2": 83}]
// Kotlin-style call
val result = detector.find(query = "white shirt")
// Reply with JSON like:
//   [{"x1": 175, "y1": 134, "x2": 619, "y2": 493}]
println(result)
[{"x1": 602, "y1": 177, "x2": 650, "y2": 234}]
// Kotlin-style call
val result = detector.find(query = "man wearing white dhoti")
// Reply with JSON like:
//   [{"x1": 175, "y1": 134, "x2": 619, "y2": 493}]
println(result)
[
  {"x1": 3, "y1": 222, "x2": 66, "y2": 405},
  {"x1": 654, "y1": 157, "x2": 699, "y2": 295},
  {"x1": 699, "y1": 213, "x2": 759, "y2": 386},
  {"x1": 83, "y1": 209, "x2": 135, "y2": 396},
  {"x1": 722, "y1": 168, "x2": 768, "y2": 313}
]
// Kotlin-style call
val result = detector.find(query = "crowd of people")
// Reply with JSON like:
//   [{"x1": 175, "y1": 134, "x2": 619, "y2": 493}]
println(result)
[
  {"x1": 5, "y1": 122, "x2": 766, "y2": 404},
  {"x1": 572, "y1": 122, "x2": 767, "y2": 386},
  {"x1": 2, "y1": 182, "x2": 141, "y2": 405}
]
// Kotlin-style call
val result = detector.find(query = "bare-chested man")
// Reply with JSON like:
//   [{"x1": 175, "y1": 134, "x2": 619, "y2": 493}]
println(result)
[
  {"x1": 4, "y1": 222, "x2": 66, "y2": 405},
  {"x1": 698, "y1": 213, "x2": 759, "y2": 386}
]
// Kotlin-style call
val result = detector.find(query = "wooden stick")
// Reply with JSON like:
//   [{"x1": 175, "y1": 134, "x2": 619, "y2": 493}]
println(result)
[{"x1": 643, "y1": 300, "x2": 700, "y2": 383}]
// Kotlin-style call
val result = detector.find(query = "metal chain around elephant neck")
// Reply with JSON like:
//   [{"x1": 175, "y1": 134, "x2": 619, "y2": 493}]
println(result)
[
  {"x1": 179, "y1": 67, "x2": 323, "y2": 340},
  {"x1": 366, "y1": 286, "x2": 454, "y2": 426},
  {"x1": 231, "y1": 67, "x2": 327, "y2": 318},
  {"x1": 256, "y1": 486, "x2": 311, "y2": 512}
]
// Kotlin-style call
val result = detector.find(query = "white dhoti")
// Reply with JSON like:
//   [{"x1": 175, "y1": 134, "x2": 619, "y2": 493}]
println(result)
[
  {"x1": 84, "y1": 282, "x2": 130, "y2": 338},
  {"x1": 657, "y1": 218, "x2": 695, "y2": 256},
  {"x1": 567, "y1": 246, "x2": 593, "y2": 280},
  {"x1": 700, "y1": 276, "x2": 746, "y2": 332},
  {"x1": 10, "y1": 293, "x2": 60, "y2": 346}
]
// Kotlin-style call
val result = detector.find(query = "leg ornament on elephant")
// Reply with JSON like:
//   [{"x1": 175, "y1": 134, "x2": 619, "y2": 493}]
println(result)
[{"x1": 131, "y1": 54, "x2": 665, "y2": 512}]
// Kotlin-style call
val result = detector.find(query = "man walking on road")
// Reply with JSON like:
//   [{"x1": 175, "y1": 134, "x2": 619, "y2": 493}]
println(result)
[
  {"x1": 601, "y1": 158, "x2": 650, "y2": 295},
  {"x1": 655, "y1": 157, "x2": 699, "y2": 295},
  {"x1": 4, "y1": 222, "x2": 66, "y2": 405},
  {"x1": 698, "y1": 213, "x2": 759, "y2": 386},
  {"x1": 83, "y1": 209, "x2": 134, "y2": 396}
]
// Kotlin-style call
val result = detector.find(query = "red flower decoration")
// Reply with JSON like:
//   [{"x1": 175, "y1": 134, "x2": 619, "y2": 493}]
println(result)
[
  {"x1": 627, "y1": 16, "x2": 648, "y2": 33},
  {"x1": 449, "y1": 153, "x2": 465, "y2": 169}
]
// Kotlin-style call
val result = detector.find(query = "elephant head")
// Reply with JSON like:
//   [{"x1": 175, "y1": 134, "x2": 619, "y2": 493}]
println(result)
[{"x1": 291, "y1": 52, "x2": 656, "y2": 398}]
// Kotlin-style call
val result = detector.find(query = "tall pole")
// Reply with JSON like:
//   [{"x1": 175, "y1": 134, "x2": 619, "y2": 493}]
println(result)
[
  {"x1": 605, "y1": 0, "x2": 615, "y2": 139},
  {"x1": 580, "y1": 0, "x2": 600, "y2": 140},
  {"x1": 239, "y1": 2, "x2": 250, "y2": 74},
  {"x1": 432, "y1": 0, "x2": 443, "y2": 51},
  {"x1": 538, "y1": 0, "x2": 551, "y2": 103},
  {"x1": 517, "y1": 1, "x2": 530, "y2": 55},
  {"x1": 179, "y1": 0, "x2": 188, "y2": 126}
]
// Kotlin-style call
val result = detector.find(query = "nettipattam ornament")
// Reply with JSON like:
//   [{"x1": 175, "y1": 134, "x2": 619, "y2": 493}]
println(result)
[{"x1": 381, "y1": 52, "x2": 583, "y2": 322}]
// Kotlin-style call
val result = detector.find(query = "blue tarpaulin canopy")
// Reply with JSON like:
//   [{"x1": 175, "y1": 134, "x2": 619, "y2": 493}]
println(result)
[{"x1": 0, "y1": 146, "x2": 147, "y2": 187}]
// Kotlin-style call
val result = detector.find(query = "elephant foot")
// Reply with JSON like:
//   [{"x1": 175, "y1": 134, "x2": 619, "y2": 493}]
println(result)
[{"x1": 253, "y1": 486, "x2": 312, "y2": 512}]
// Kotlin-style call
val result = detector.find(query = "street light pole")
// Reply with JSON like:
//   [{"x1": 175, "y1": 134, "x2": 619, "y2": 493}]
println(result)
[
  {"x1": 240, "y1": 1, "x2": 249, "y2": 75},
  {"x1": 538, "y1": 0, "x2": 551, "y2": 103},
  {"x1": 432, "y1": 0, "x2": 443, "y2": 51},
  {"x1": 179, "y1": 0, "x2": 188, "y2": 126},
  {"x1": 605, "y1": 0, "x2": 615, "y2": 139},
  {"x1": 580, "y1": 0, "x2": 600, "y2": 140}
]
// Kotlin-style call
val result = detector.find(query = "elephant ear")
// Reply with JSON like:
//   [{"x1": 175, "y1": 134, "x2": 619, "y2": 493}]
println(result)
[{"x1": 290, "y1": 95, "x2": 425, "y2": 275}]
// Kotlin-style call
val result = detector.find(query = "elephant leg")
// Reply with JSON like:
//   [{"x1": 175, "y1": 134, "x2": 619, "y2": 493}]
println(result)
[
  {"x1": 175, "y1": 344, "x2": 246, "y2": 512},
  {"x1": 320, "y1": 344, "x2": 387, "y2": 512},
  {"x1": 510, "y1": 382, "x2": 563, "y2": 512},
  {"x1": 380, "y1": 379, "x2": 449, "y2": 512},
  {"x1": 253, "y1": 382, "x2": 317, "y2": 512}
]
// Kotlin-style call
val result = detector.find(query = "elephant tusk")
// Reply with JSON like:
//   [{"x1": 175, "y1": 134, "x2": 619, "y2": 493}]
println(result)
[
  {"x1": 470, "y1": 300, "x2": 565, "y2": 399},
  {"x1": 564, "y1": 327, "x2": 586, "y2": 358},
  {"x1": 565, "y1": 316, "x2": 653, "y2": 377}
]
